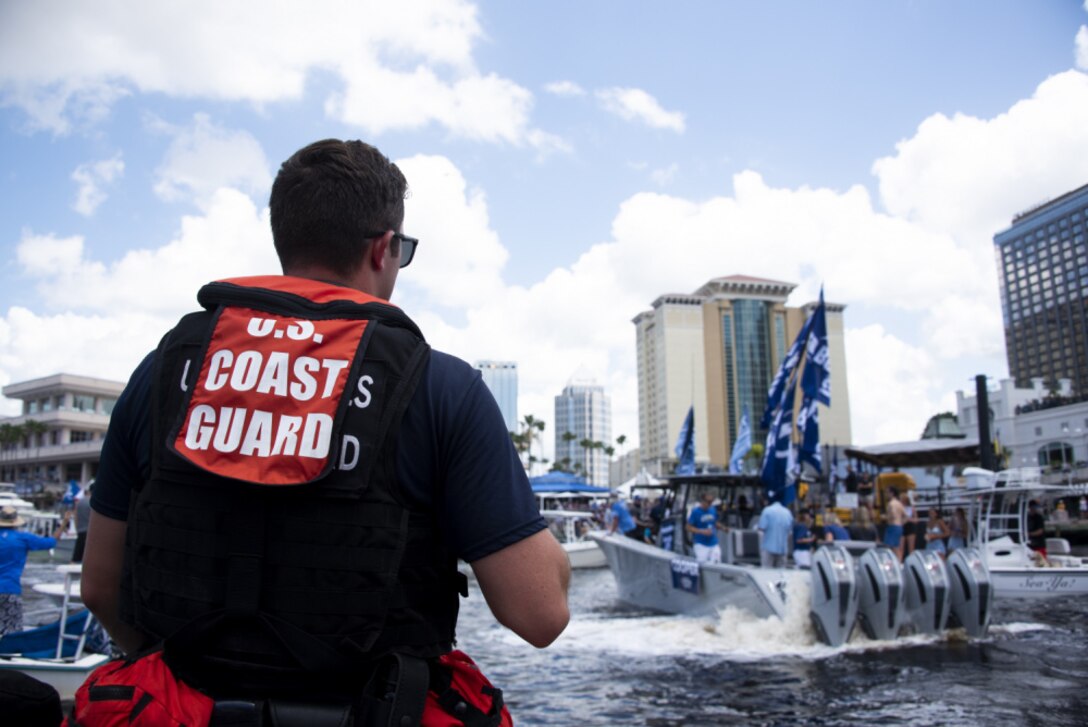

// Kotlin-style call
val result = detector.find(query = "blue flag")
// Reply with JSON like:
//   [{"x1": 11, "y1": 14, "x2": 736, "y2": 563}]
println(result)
[
  {"x1": 760, "y1": 382, "x2": 797, "y2": 504},
  {"x1": 761, "y1": 313, "x2": 813, "y2": 429},
  {"x1": 797, "y1": 289, "x2": 830, "y2": 470},
  {"x1": 729, "y1": 406, "x2": 752, "y2": 474},
  {"x1": 674, "y1": 406, "x2": 695, "y2": 475}
]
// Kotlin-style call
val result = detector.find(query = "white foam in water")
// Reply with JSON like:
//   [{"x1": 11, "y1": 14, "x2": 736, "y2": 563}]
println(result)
[{"x1": 517, "y1": 576, "x2": 996, "y2": 661}]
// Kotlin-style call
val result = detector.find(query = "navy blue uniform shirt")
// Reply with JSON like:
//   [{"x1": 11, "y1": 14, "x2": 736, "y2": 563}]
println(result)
[{"x1": 94, "y1": 348, "x2": 545, "y2": 563}]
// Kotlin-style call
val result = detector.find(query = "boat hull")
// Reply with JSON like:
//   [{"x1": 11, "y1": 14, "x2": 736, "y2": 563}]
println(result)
[
  {"x1": 0, "y1": 653, "x2": 108, "y2": 702},
  {"x1": 564, "y1": 539, "x2": 607, "y2": 569},
  {"x1": 589, "y1": 532, "x2": 797, "y2": 618},
  {"x1": 990, "y1": 567, "x2": 1088, "y2": 598}
]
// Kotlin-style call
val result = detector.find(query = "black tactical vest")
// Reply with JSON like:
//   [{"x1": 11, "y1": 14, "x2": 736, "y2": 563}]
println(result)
[{"x1": 121, "y1": 277, "x2": 463, "y2": 697}]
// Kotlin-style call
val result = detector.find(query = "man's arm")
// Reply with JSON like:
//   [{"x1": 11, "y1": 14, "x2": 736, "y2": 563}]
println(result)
[
  {"x1": 80, "y1": 511, "x2": 149, "y2": 654},
  {"x1": 470, "y1": 529, "x2": 570, "y2": 648}
]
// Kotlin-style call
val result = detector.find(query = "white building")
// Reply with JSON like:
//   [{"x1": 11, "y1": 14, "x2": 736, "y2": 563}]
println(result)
[
  {"x1": 553, "y1": 376, "x2": 612, "y2": 488},
  {"x1": 0, "y1": 373, "x2": 126, "y2": 490},
  {"x1": 474, "y1": 361, "x2": 518, "y2": 434},
  {"x1": 956, "y1": 376, "x2": 1088, "y2": 477}
]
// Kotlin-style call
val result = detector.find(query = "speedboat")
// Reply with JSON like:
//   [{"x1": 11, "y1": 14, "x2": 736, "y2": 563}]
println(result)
[
  {"x1": 592, "y1": 473, "x2": 992, "y2": 646},
  {"x1": 918, "y1": 467, "x2": 1088, "y2": 599},
  {"x1": 542, "y1": 509, "x2": 607, "y2": 569}
]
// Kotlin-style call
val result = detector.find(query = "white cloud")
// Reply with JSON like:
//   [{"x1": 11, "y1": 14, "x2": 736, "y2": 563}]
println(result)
[
  {"x1": 0, "y1": 0, "x2": 555, "y2": 147},
  {"x1": 596, "y1": 87, "x2": 685, "y2": 133},
  {"x1": 152, "y1": 114, "x2": 272, "y2": 208},
  {"x1": 873, "y1": 70, "x2": 1088, "y2": 245},
  {"x1": 544, "y1": 80, "x2": 585, "y2": 97},
  {"x1": 16, "y1": 189, "x2": 279, "y2": 316},
  {"x1": 843, "y1": 325, "x2": 944, "y2": 444},
  {"x1": 5, "y1": 70, "x2": 1088, "y2": 454},
  {"x1": 650, "y1": 163, "x2": 679, "y2": 186},
  {"x1": 71, "y1": 154, "x2": 124, "y2": 216},
  {"x1": 1077, "y1": 26, "x2": 1088, "y2": 70}
]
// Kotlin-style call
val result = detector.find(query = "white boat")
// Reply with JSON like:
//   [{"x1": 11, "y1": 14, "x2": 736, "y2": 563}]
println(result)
[
  {"x1": 543, "y1": 509, "x2": 607, "y2": 569},
  {"x1": 591, "y1": 473, "x2": 992, "y2": 646},
  {"x1": 0, "y1": 564, "x2": 108, "y2": 701},
  {"x1": 530, "y1": 472, "x2": 611, "y2": 570},
  {"x1": 922, "y1": 467, "x2": 1088, "y2": 599}
]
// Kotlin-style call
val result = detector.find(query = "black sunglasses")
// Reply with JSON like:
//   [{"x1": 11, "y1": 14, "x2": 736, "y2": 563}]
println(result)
[{"x1": 364, "y1": 231, "x2": 419, "y2": 268}]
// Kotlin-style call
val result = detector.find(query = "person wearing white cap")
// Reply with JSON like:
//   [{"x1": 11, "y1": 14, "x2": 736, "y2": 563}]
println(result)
[{"x1": 0, "y1": 505, "x2": 65, "y2": 637}]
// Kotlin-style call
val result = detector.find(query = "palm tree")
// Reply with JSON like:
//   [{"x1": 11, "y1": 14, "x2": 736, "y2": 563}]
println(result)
[
  {"x1": 0, "y1": 422, "x2": 24, "y2": 466},
  {"x1": 520, "y1": 415, "x2": 546, "y2": 474}
]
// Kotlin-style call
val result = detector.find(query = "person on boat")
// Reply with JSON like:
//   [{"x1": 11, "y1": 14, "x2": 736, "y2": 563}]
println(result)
[
  {"x1": 821, "y1": 514, "x2": 850, "y2": 543},
  {"x1": 71, "y1": 482, "x2": 93, "y2": 564},
  {"x1": 608, "y1": 496, "x2": 641, "y2": 541},
  {"x1": 849, "y1": 505, "x2": 878, "y2": 541},
  {"x1": 1026, "y1": 500, "x2": 1047, "y2": 558},
  {"x1": 901, "y1": 490, "x2": 919, "y2": 557},
  {"x1": 80, "y1": 139, "x2": 570, "y2": 726},
  {"x1": 757, "y1": 496, "x2": 793, "y2": 568},
  {"x1": 791, "y1": 511, "x2": 817, "y2": 568},
  {"x1": 686, "y1": 491, "x2": 727, "y2": 563},
  {"x1": 923, "y1": 508, "x2": 951, "y2": 559},
  {"x1": 947, "y1": 507, "x2": 969, "y2": 552},
  {"x1": 0, "y1": 505, "x2": 66, "y2": 638},
  {"x1": 883, "y1": 487, "x2": 906, "y2": 561}
]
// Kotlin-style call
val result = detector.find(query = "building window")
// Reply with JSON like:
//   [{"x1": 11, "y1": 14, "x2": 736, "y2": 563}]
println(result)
[
  {"x1": 72, "y1": 395, "x2": 95, "y2": 412},
  {"x1": 70, "y1": 430, "x2": 92, "y2": 443},
  {"x1": 101, "y1": 398, "x2": 117, "y2": 416}
]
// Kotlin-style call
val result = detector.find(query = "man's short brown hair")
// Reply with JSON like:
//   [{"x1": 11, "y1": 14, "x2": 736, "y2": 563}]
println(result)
[{"x1": 269, "y1": 139, "x2": 407, "y2": 275}]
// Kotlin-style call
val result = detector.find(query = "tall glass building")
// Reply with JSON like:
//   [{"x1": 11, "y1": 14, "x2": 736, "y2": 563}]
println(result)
[
  {"x1": 553, "y1": 379, "x2": 612, "y2": 487},
  {"x1": 633, "y1": 275, "x2": 851, "y2": 475},
  {"x1": 473, "y1": 361, "x2": 518, "y2": 434},
  {"x1": 995, "y1": 183, "x2": 1088, "y2": 395}
]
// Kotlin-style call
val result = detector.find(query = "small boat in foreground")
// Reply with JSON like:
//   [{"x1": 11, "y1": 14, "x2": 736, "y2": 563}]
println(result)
[{"x1": 0, "y1": 565, "x2": 109, "y2": 701}]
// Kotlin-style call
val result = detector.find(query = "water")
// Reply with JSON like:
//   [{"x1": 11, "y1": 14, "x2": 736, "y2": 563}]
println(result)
[
  {"x1": 22, "y1": 555, "x2": 1088, "y2": 726},
  {"x1": 455, "y1": 567, "x2": 1088, "y2": 726}
]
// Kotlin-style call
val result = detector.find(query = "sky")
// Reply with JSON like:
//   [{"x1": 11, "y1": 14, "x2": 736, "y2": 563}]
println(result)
[{"x1": 2, "y1": 0, "x2": 1088, "y2": 464}]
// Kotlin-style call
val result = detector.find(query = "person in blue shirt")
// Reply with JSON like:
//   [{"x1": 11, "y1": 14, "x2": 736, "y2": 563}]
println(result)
[
  {"x1": 609, "y1": 497, "x2": 640, "y2": 540},
  {"x1": 757, "y1": 498, "x2": 794, "y2": 568},
  {"x1": 686, "y1": 491, "x2": 726, "y2": 562},
  {"x1": 822, "y1": 514, "x2": 851, "y2": 543},
  {"x1": 0, "y1": 505, "x2": 64, "y2": 637},
  {"x1": 791, "y1": 510, "x2": 817, "y2": 568}
]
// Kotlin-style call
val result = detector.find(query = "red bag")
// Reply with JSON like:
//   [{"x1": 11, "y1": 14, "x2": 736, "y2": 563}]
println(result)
[
  {"x1": 65, "y1": 651, "x2": 214, "y2": 726},
  {"x1": 423, "y1": 650, "x2": 512, "y2": 727}
]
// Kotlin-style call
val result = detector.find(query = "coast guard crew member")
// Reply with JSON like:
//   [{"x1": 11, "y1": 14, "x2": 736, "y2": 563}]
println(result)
[{"x1": 80, "y1": 139, "x2": 570, "y2": 726}]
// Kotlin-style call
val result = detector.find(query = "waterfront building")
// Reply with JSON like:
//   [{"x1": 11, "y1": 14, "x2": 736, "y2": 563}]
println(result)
[
  {"x1": 633, "y1": 275, "x2": 851, "y2": 476},
  {"x1": 474, "y1": 360, "x2": 518, "y2": 434},
  {"x1": 553, "y1": 376, "x2": 612, "y2": 488},
  {"x1": 609, "y1": 447, "x2": 640, "y2": 489},
  {"x1": 994, "y1": 182, "x2": 1088, "y2": 395},
  {"x1": 0, "y1": 373, "x2": 126, "y2": 490},
  {"x1": 956, "y1": 376, "x2": 1088, "y2": 481}
]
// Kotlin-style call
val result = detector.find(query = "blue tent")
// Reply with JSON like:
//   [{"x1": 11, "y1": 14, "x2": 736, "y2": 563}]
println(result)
[{"x1": 529, "y1": 471, "x2": 610, "y2": 495}]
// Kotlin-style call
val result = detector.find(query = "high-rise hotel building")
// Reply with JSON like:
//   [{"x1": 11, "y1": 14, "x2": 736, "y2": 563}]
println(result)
[
  {"x1": 553, "y1": 378, "x2": 612, "y2": 488},
  {"x1": 995, "y1": 182, "x2": 1088, "y2": 395},
  {"x1": 633, "y1": 275, "x2": 851, "y2": 475}
]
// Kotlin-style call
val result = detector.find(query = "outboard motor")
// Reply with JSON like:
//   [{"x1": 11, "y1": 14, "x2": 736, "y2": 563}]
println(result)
[
  {"x1": 809, "y1": 544, "x2": 858, "y2": 647},
  {"x1": 856, "y1": 547, "x2": 905, "y2": 641},
  {"x1": 902, "y1": 550, "x2": 951, "y2": 635},
  {"x1": 946, "y1": 547, "x2": 992, "y2": 638}
]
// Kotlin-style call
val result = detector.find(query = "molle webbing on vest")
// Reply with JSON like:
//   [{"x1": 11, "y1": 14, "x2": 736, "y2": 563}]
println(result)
[{"x1": 123, "y1": 279, "x2": 459, "y2": 696}]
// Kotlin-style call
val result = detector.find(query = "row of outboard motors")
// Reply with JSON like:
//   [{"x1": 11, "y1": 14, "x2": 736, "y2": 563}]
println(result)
[{"x1": 809, "y1": 544, "x2": 993, "y2": 647}]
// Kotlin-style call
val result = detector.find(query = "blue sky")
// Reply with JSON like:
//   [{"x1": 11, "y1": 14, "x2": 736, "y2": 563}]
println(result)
[{"x1": 2, "y1": 0, "x2": 1088, "y2": 457}]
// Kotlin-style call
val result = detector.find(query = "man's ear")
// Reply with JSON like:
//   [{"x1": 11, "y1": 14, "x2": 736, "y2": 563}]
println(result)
[{"x1": 369, "y1": 231, "x2": 392, "y2": 271}]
